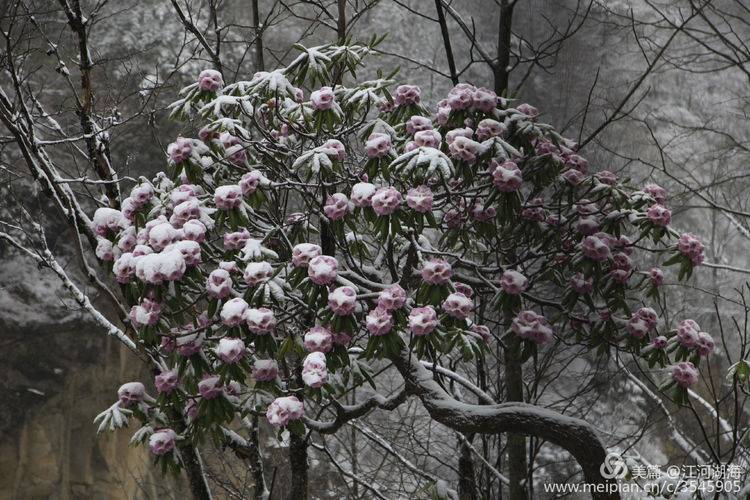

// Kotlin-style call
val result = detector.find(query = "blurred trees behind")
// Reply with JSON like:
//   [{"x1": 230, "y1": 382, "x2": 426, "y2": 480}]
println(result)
[{"x1": 2, "y1": 0, "x2": 750, "y2": 498}]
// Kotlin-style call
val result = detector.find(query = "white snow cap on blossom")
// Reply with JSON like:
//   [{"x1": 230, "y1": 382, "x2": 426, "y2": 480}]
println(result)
[
  {"x1": 442, "y1": 292, "x2": 473, "y2": 320},
  {"x1": 244, "y1": 261, "x2": 274, "y2": 286},
  {"x1": 221, "y1": 297, "x2": 249, "y2": 326},
  {"x1": 134, "y1": 250, "x2": 186, "y2": 284},
  {"x1": 328, "y1": 286, "x2": 357, "y2": 316},
  {"x1": 511, "y1": 310, "x2": 553, "y2": 344},
  {"x1": 308, "y1": 255, "x2": 338, "y2": 285},
  {"x1": 149, "y1": 428, "x2": 177, "y2": 456},
  {"x1": 302, "y1": 351, "x2": 328, "y2": 388},
  {"x1": 266, "y1": 396, "x2": 304, "y2": 427},
  {"x1": 253, "y1": 359, "x2": 279, "y2": 381},
  {"x1": 304, "y1": 326, "x2": 334, "y2": 353},
  {"x1": 292, "y1": 243, "x2": 322, "y2": 267},
  {"x1": 95, "y1": 238, "x2": 118, "y2": 262},
  {"x1": 500, "y1": 270, "x2": 528, "y2": 295},
  {"x1": 350, "y1": 181, "x2": 377, "y2": 207},
  {"x1": 245, "y1": 307, "x2": 276, "y2": 333},
  {"x1": 148, "y1": 222, "x2": 179, "y2": 251},
  {"x1": 216, "y1": 337, "x2": 246, "y2": 364},
  {"x1": 93, "y1": 207, "x2": 127, "y2": 235},
  {"x1": 117, "y1": 382, "x2": 146, "y2": 407}
]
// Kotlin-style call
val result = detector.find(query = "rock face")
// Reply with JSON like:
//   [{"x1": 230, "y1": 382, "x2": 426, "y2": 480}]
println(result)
[{"x1": 0, "y1": 285, "x2": 186, "y2": 499}]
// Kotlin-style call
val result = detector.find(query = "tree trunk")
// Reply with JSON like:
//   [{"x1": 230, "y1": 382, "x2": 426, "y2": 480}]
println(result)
[
  {"x1": 494, "y1": 1, "x2": 515, "y2": 95},
  {"x1": 458, "y1": 434, "x2": 477, "y2": 500},
  {"x1": 504, "y1": 335, "x2": 528, "y2": 499},
  {"x1": 435, "y1": 0, "x2": 459, "y2": 84},
  {"x1": 289, "y1": 432, "x2": 309, "y2": 500},
  {"x1": 247, "y1": 416, "x2": 267, "y2": 499},
  {"x1": 251, "y1": 0, "x2": 264, "y2": 71}
]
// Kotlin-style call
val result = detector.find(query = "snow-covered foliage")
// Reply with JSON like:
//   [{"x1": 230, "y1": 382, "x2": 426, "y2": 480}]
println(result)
[{"x1": 92, "y1": 41, "x2": 712, "y2": 473}]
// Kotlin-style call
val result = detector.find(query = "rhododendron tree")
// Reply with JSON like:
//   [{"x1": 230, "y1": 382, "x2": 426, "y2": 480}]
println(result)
[{"x1": 79, "y1": 42, "x2": 717, "y2": 499}]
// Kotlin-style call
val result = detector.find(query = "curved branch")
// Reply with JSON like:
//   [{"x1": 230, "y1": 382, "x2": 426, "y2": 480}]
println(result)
[
  {"x1": 390, "y1": 347, "x2": 620, "y2": 500},
  {"x1": 303, "y1": 387, "x2": 407, "y2": 434}
]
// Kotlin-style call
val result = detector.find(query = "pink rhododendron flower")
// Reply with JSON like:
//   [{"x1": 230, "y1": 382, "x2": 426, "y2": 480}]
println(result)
[
  {"x1": 570, "y1": 273, "x2": 593, "y2": 294},
  {"x1": 365, "y1": 133, "x2": 392, "y2": 158},
  {"x1": 414, "y1": 129, "x2": 442, "y2": 148},
  {"x1": 442, "y1": 292, "x2": 473, "y2": 320},
  {"x1": 646, "y1": 204, "x2": 671, "y2": 226},
  {"x1": 652, "y1": 336, "x2": 668, "y2": 349},
  {"x1": 581, "y1": 235, "x2": 612, "y2": 262},
  {"x1": 308, "y1": 255, "x2": 338, "y2": 285},
  {"x1": 371, "y1": 187, "x2": 402, "y2": 216},
  {"x1": 244, "y1": 261, "x2": 273, "y2": 286},
  {"x1": 206, "y1": 269, "x2": 232, "y2": 299},
  {"x1": 409, "y1": 306, "x2": 438, "y2": 336},
  {"x1": 304, "y1": 326, "x2": 334, "y2": 353},
  {"x1": 149, "y1": 429, "x2": 177, "y2": 456},
  {"x1": 324, "y1": 193, "x2": 349, "y2": 221},
  {"x1": 470, "y1": 202, "x2": 496, "y2": 222},
  {"x1": 266, "y1": 396, "x2": 304, "y2": 427},
  {"x1": 378, "y1": 284, "x2": 407, "y2": 311},
  {"x1": 350, "y1": 182, "x2": 377, "y2": 207},
  {"x1": 302, "y1": 352, "x2": 328, "y2": 388},
  {"x1": 214, "y1": 185, "x2": 243, "y2": 210},
  {"x1": 322, "y1": 139, "x2": 346, "y2": 161},
  {"x1": 471, "y1": 324, "x2": 491, "y2": 343},
  {"x1": 677, "y1": 233, "x2": 705, "y2": 265},
  {"x1": 113, "y1": 252, "x2": 136, "y2": 283},
  {"x1": 472, "y1": 87, "x2": 498, "y2": 113},
  {"x1": 447, "y1": 83, "x2": 475, "y2": 110},
  {"x1": 405, "y1": 115, "x2": 433, "y2": 136},
  {"x1": 696, "y1": 332, "x2": 715, "y2": 357},
  {"x1": 492, "y1": 160, "x2": 523, "y2": 192},
  {"x1": 366, "y1": 306, "x2": 393, "y2": 336},
  {"x1": 155, "y1": 370, "x2": 179, "y2": 394},
  {"x1": 445, "y1": 127, "x2": 474, "y2": 145},
  {"x1": 129, "y1": 298, "x2": 162, "y2": 328},
  {"x1": 182, "y1": 220, "x2": 207, "y2": 243},
  {"x1": 596, "y1": 170, "x2": 617, "y2": 185},
  {"x1": 198, "y1": 69, "x2": 223, "y2": 92},
  {"x1": 643, "y1": 183, "x2": 667, "y2": 203},
  {"x1": 168, "y1": 137, "x2": 193, "y2": 164},
  {"x1": 198, "y1": 375, "x2": 222, "y2": 399},
  {"x1": 476, "y1": 118, "x2": 505, "y2": 141},
  {"x1": 216, "y1": 337, "x2": 246, "y2": 364},
  {"x1": 405, "y1": 185, "x2": 433, "y2": 213},
  {"x1": 511, "y1": 310, "x2": 553, "y2": 344},
  {"x1": 92, "y1": 207, "x2": 126, "y2": 236},
  {"x1": 239, "y1": 170, "x2": 263, "y2": 195},
  {"x1": 421, "y1": 258, "x2": 452, "y2": 285},
  {"x1": 394, "y1": 84, "x2": 421, "y2": 106},
  {"x1": 500, "y1": 270, "x2": 528, "y2": 295},
  {"x1": 649, "y1": 267, "x2": 664, "y2": 286},
  {"x1": 253, "y1": 359, "x2": 278, "y2": 382},
  {"x1": 310, "y1": 86, "x2": 335, "y2": 110},
  {"x1": 118, "y1": 382, "x2": 146, "y2": 407},
  {"x1": 521, "y1": 197, "x2": 546, "y2": 221},
  {"x1": 245, "y1": 307, "x2": 276, "y2": 333},
  {"x1": 221, "y1": 298, "x2": 249, "y2": 326},
  {"x1": 96, "y1": 238, "x2": 117, "y2": 262},
  {"x1": 328, "y1": 286, "x2": 357, "y2": 316},
  {"x1": 677, "y1": 319, "x2": 701, "y2": 348},
  {"x1": 292, "y1": 243, "x2": 322, "y2": 267},
  {"x1": 515, "y1": 103, "x2": 539, "y2": 117},
  {"x1": 224, "y1": 229, "x2": 250, "y2": 250},
  {"x1": 672, "y1": 361, "x2": 699, "y2": 388}
]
